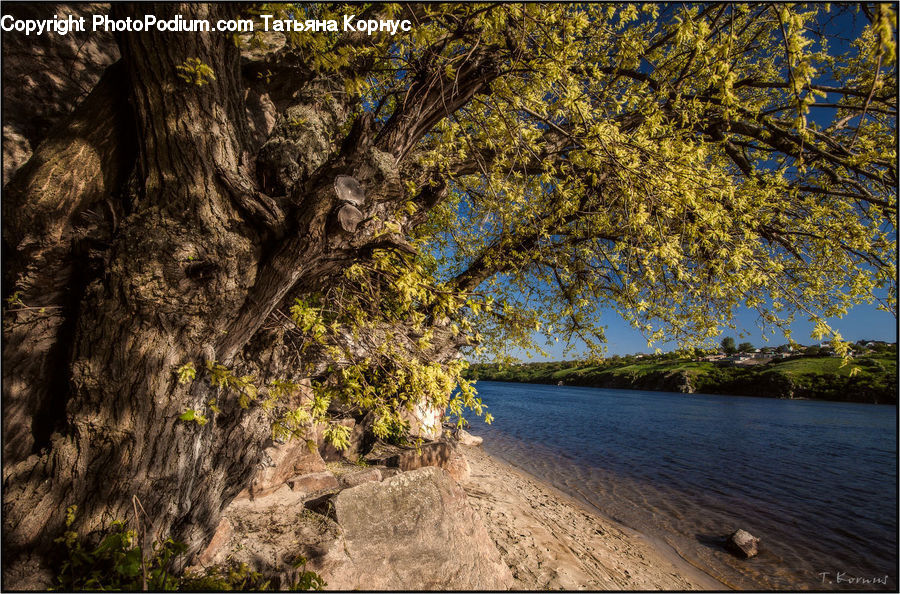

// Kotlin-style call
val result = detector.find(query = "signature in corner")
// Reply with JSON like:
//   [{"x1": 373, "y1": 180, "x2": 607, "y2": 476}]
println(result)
[{"x1": 817, "y1": 571, "x2": 890, "y2": 586}]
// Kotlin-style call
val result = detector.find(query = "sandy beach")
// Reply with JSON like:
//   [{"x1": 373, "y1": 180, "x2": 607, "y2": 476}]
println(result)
[
  {"x1": 460, "y1": 443, "x2": 727, "y2": 590},
  {"x1": 197, "y1": 437, "x2": 731, "y2": 590}
]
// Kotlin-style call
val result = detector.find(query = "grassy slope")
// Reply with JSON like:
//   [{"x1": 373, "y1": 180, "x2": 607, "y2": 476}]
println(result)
[{"x1": 467, "y1": 352, "x2": 898, "y2": 404}]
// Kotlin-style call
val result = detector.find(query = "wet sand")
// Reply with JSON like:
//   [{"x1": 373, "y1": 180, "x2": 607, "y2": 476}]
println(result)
[{"x1": 460, "y1": 444, "x2": 727, "y2": 590}]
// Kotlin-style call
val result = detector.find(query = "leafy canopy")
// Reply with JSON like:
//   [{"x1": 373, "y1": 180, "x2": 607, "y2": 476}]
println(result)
[
  {"x1": 394, "y1": 3, "x2": 896, "y2": 359},
  {"x1": 301, "y1": 2, "x2": 893, "y2": 356},
  {"x1": 243, "y1": 3, "x2": 895, "y2": 407}
]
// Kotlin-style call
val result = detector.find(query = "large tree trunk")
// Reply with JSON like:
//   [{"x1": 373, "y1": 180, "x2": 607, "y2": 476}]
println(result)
[
  {"x1": 2, "y1": 60, "x2": 134, "y2": 466},
  {"x1": 2, "y1": 5, "x2": 487, "y2": 587},
  {"x1": 2, "y1": 4, "x2": 284, "y2": 584}
]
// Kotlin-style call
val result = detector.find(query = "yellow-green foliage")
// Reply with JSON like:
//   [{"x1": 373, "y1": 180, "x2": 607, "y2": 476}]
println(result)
[
  {"x1": 206, "y1": 361, "x2": 258, "y2": 408},
  {"x1": 303, "y1": 3, "x2": 894, "y2": 360},
  {"x1": 175, "y1": 362, "x2": 196, "y2": 384},
  {"x1": 178, "y1": 409, "x2": 208, "y2": 427},
  {"x1": 175, "y1": 361, "x2": 262, "y2": 429},
  {"x1": 274, "y1": 248, "x2": 492, "y2": 442},
  {"x1": 322, "y1": 423, "x2": 351, "y2": 451},
  {"x1": 175, "y1": 57, "x2": 216, "y2": 86}
]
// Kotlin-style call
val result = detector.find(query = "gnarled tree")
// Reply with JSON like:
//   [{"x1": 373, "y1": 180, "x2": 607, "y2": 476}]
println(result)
[{"x1": 2, "y1": 2, "x2": 896, "y2": 586}]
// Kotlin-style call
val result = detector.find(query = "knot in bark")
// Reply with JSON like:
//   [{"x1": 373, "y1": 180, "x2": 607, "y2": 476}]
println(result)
[{"x1": 333, "y1": 175, "x2": 366, "y2": 206}]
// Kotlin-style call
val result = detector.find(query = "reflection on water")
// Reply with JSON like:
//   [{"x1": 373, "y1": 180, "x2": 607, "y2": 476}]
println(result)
[{"x1": 469, "y1": 382, "x2": 897, "y2": 591}]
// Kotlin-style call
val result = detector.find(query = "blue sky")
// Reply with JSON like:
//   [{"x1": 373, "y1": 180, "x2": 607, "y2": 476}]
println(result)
[{"x1": 511, "y1": 302, "x2": 897, "y2": 360}]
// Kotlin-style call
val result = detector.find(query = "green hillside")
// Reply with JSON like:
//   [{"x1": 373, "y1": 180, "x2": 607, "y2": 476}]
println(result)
[{"x1": 467, "y1": 347, "x2": 898, "y2": 404}]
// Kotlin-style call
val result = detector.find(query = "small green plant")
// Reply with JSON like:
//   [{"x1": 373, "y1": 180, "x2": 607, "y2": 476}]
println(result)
[
  {"x1": 289, "y1": 556, "x2": 326, "y2": 591},
  {"x1": 55, "y1": 506, "x2": 325, "y2": 591},
  {"x1": 180, "y1": 560, "x2": 271, "y2": 590},
  {"x1": 5, "y1": 290, "x2": 24, "y2": 308},
  {"x1": 178, "y1": 409, "x2": 208, "y2": 426},
  {"x1": 179, "y1": 556, "x2": 326, "y2": 590},
  {"x1": 175, "y1": 362, "x2": 196, "y2": 384},
  {"x1": 176, "y1": 57, "x2": 216, "y2": 86},
  {"x1": 55, "y1": 506, "x2": 184, "y2": 591}
]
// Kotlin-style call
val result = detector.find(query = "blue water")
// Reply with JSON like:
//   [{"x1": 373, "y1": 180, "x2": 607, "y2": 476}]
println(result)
[{"x1": 468, "y1": 382, "x2": 898, "y2": 590}]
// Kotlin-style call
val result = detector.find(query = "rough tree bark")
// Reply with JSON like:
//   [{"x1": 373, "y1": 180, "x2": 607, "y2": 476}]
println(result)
[
  {"x1": 1, "y1": 3, "x2": 119, "y2": 183},
  {"x1": 2, "y1": 3, "x2": 488, "y2": 588},
  {"x1": 3, "y1": 4, "x2": 267, "y2": 585}
]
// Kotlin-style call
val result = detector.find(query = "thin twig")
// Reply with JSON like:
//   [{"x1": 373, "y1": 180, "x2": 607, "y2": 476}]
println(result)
[
  {"x1": 132, "y1": 495, "x2": 148, "y2": 591},
  {"x1": 850, "y1": 52, "x2": 883, "y2": 148}
]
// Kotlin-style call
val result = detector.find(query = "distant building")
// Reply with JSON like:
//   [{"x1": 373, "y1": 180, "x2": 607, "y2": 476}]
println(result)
[
  {"x1": 718, "y1": 353, "x2": 773, "y2": 366},
  {"x1": 734, "y1": 358, "x2": 768, "y2": 366}
]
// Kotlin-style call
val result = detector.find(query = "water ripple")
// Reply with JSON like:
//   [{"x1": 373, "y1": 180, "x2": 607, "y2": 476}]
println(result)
[{"x1": 471, "y1": 382, "x2": 898, "y2": 591}]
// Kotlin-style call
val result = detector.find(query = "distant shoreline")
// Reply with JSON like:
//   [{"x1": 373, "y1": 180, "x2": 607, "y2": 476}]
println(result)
[
  {"x1": 475, "y1": 377, "x2": 895, "y2": 405},
  {"x1": 466, "y1": 352, "x2": 898, "y2": 405}
]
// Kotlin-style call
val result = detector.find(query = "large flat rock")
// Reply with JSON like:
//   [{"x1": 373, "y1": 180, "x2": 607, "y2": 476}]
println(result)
[
  {"x1": 324, "y1": 466, "x2": 512, "y2": 590},
  {"x1": 217, "y1": 465, "x2": 512, "y2": 590}
]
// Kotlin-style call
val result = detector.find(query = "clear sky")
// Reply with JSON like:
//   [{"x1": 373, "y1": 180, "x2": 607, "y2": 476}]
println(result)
[{"x1": 508, "y1": 302, "x2": 898, "y2": 361}]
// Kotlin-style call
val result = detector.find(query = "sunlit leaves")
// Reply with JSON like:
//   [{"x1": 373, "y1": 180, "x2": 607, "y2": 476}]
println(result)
[
  {"x1": 175, "y1": 58, "x2": 216, "y2": 86},
  {"x1": 227, "y1": 4, "x2": 896, "y2": 440},
  {"x1": 175, "y1": 362, "x2": 196, "y2": 384},
  {"x1": 178, "y1": 409, "x2": 208, "y2": 427},
  {"x1": 398, "y1": 3, "x2": 896, "y2": 359},
  {"x1": 271, "y1": 246, "x2": 491, "y2": 439}
]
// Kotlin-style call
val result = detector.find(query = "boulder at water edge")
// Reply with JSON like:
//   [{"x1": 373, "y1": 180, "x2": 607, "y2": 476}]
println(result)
[
  {"x1": 727, "y1": 528, "x2": 760, "y2": 558},
  {"x1": 453, "y1": 428, "x2": 483, "y2": 446},
  {"x1": 368, "y1": 439, "x2": 471, "y2": 482}
]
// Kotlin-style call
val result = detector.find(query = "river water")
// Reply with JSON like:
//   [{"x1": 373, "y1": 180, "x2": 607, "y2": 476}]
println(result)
[{"x1": 467, "y1": 381, "x2": 897, "y2": 590}]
